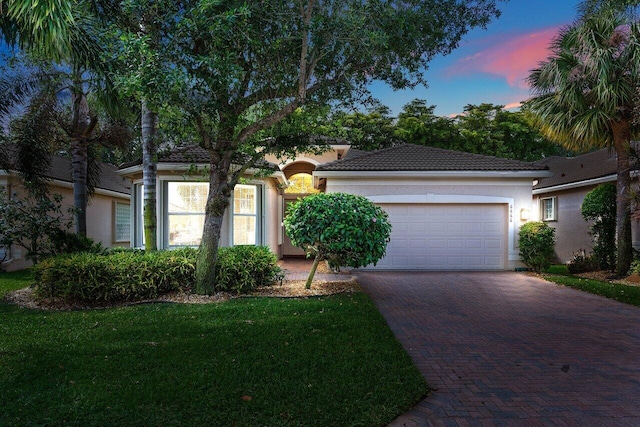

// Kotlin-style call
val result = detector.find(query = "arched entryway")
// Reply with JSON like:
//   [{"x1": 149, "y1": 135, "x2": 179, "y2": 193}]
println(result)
[{"x1": 281, "y1": 161, "x2": 320, "y2": 257}]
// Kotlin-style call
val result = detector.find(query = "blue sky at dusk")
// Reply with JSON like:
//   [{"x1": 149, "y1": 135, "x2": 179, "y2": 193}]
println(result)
[{"x1": 371, "y1": 0, "x2": 583, "y2": 117}]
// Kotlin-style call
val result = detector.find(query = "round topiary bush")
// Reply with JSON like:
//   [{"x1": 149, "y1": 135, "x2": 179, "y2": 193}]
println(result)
[{"x1": 284, "y1": 192, "x2": 392, "y2": 288}]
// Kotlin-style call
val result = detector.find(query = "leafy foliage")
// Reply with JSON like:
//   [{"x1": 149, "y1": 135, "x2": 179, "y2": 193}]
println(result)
[
  {"x1": 324, "y1": 100, "x2": 566, "y2": 160},
  {"x1": 526, "y1": 4, "x2": 640, "y2": 275},
  {"x1": 0, "y1": 188, "x2": 74, "y2": 264},
  {"x1": 519, "y1": 221, "x2": 556, "y2": 273},
  {"x1": 31, "y1": 245, "x2": 283, "y2": 303},
  {"x1": 284, "y1": 193, "x2": 391, "y2": 287},
  {"x1": 581, "y1": 183, "x2": 617, "y2": 271},
  {"x1": 567, "y1": 250, "x2": 600, "y2": 274},
  {"x1": 106, "y1": 0, "x2": 504, "y2": 293},
  {"x1": 33, "y1": 248, "x2": 198, "y2": 303},
  {"x1": 214, "y1": 245, "x2": 284, "y2": 293}
]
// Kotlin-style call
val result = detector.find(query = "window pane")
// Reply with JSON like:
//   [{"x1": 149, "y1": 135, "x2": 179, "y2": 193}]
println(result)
[
  {"x1": 168, "y1": 182, "x2": 208, "y2": 213},
  {"x1": 168, "y1": 214, "x2": 205, "y2": 246},
  {"x1": 543, "y1": 198, "x2": 554, "y2": 220},
  {"x1": 233, "y1": 185, "x2": 256, "y2": 214},
  {"x1": 234, "y1": 216, "x2": 256, "y2": 245},
  {"x1": 115, "y1": 202, "x2": 131, "y2": 242}
]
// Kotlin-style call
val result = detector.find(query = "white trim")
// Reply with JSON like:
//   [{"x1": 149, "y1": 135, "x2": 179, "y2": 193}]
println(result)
[
  {"x1": 279, "y1": 158, "x2": 321, "y2": 167},
  {"x1": 368, "y1": 194, "x2": 520, "y2": 267},
  {"x1": 533, "y1": 175, "x2": 616, "y2": 194},
  {"x1": 367, "y1": 194, "x2": 514, "y2": 204},
  {"x1": 46, "y1": 178, "x2": 130, "y2": 199}
]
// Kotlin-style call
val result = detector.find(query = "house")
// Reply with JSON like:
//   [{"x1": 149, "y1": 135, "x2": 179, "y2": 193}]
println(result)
[
  {"x1": 533, "y1": 147, "x2": 640, "y2": 263},
  {"x1": 120, "y1": 143, "x2": 550, "y2": 271},
  {"x1": 1, "y1": 154, "x2": 132, "y2": 272}
]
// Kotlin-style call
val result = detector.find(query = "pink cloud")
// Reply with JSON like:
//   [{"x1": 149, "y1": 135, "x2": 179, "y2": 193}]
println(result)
[{"x1": 447, "y1": 26, "x2": 561, "y2": 89}]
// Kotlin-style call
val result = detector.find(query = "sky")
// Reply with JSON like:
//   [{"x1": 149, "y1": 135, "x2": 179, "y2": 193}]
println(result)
[
  {"x1": 370, "y1": 0, "x2": 584, "y2": 117},
  {"x1": 1, "y1": 1, "x2": 583, "y2": 120}
]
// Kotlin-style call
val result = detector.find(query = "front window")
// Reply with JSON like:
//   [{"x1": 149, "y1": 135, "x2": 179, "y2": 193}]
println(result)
[
  {"x1": 167, "y1": 182, "x2": 208, "y2": 246},
  {"x1": 541, "y1": 197, "x2": 557, "y2": 221},
  {"x1": 163, "y1": 182, "x2": 261, "y2": 247},
  {"x1": 233, "y1": 184, "x2": 258, "y2": 245}
]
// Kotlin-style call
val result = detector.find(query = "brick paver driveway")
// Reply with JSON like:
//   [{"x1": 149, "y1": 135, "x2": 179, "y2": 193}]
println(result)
[{"x1": 355, "y1": 271, "x2": 640, "y2": 427}]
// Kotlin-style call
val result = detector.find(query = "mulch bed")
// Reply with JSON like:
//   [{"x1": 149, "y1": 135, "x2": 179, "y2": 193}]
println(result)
[{"x1": 3, "y1": 276, "x2": 361, "y2": 311}]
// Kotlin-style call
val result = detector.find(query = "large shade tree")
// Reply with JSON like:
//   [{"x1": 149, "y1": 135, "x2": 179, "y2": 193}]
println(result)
[
  {"x1": 145, "y1": 0, "x2": 504, "y2": 294},
  {"x1": 526, "y1": 4, "x2": 640, "y2": 275}
]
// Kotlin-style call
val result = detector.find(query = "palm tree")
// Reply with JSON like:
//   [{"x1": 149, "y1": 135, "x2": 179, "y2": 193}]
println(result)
[
  {"x1": 526, "y1": 6, "x2": 640, "y2": 275},
  {"x1": 0, "y1": 59, "x2": 130, "y2": 236}
]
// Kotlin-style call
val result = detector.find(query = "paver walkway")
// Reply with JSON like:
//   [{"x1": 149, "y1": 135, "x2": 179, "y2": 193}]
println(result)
[
  {"x1": 355, "y1": 271, "x2": 640, "y2": 427},
  {"x1": 279, "y1": 258, "x2": 353, "y2": 282}
]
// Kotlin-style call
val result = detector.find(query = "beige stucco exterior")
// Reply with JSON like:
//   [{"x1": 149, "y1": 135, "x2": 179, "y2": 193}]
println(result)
[
  {"x1": 533, "y1": 179, "x2": 640, "y2": 264},
  {"x1": 1, "y1": 174, "x2": 130, "y2": 272}
]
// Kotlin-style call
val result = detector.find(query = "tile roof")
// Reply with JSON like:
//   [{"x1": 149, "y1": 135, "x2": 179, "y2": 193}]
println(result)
[
  {"x1": 316, "y1": 143, "x2": 549, "y2": 172},
  {"x1": 533, "y1": 147, "x2": 622, "y2": 190},
  {"x1": 119, "y1": 144, "x2": 279, "y2": 170},
  {"x1": 4, "y1": 149, "x2": 130, "y2": 195}
]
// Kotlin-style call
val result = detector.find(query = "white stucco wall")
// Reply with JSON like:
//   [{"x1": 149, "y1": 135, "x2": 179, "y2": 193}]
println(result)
[{"x1": 324, "y1": 176, "x2": 535, "y2": 270}]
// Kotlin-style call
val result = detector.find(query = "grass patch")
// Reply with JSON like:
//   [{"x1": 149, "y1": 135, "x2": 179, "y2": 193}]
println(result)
[
  {"x1": 543, "y1": 265, "x2": 640, "y2": 307},
  {"x1": 0, "y1": 270, "x2": 32, "y2": 298},
  {"x1": 0, "y1": 285, "x2": 428, "y2": 426}
]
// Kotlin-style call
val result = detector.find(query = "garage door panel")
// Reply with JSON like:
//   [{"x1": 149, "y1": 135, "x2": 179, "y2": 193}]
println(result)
[{"x1": 375, "y1": 203, "x2": 507, "y2": 270}]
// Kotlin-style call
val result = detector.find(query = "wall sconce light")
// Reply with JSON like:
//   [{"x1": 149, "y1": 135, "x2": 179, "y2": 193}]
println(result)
[{"x1": 520, "y1": 208, "x2": 530, "y2": 222}]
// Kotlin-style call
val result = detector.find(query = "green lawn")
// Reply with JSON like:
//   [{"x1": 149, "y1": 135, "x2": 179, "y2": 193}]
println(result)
[
  {"x1": 543, "y1": 265, "x2": 640, "y2": 307},
  {"x1": 0, "y1": 270, "x2": 428, "y2": 426}
]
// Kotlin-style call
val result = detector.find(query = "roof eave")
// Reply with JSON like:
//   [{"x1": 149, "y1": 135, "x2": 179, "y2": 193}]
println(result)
[
  {"x1": 314, "y1": 170, "x2": 553, "y2": 179},
  {"x1": 118, "y1": 162, "x2": 286, "y2": 184}
]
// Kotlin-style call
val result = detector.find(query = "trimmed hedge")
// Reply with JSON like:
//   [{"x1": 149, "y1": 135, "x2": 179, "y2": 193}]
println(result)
[
  {"x1": 33, "y1": 248, "x2": 198, "y2": 303},
  {"x1": 519, "y1": 221, "x2": 556, "y2": 273},
  {"x1": 32, "y1": 246, "x2": 283, "y2": 304},
  {"x1": 216, "y1": 245, "x2": 284, "y2": 293}
]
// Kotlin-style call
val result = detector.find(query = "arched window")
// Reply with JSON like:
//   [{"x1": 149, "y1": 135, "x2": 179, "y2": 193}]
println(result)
[{"x1": 284, "y1": 173, "x2": 319, "y2": 194}]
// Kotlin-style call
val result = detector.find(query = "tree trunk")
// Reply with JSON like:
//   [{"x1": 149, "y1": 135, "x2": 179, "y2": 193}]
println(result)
[
  {"x1": 70, "y1": 87, "x2": 91, "y2": 237},
  {"x1": 141, "y1": 99, "x2": 158, "y2": 251},
  {"x1": 613, "y1": 121, "x2": 633, "y2": 276},
  {"x1": 195, "y1": 149, "x2": 234, "y2": 295},
  {"x1": 305, "y1": 251, "x2": 322, "y2": 289},
  {"x1": 70, "y1": 139, "x2": 88, "y2": 236}
]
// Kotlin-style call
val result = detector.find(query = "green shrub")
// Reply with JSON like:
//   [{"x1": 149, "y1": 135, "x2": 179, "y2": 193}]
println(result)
[
  {"x1": 284, "y1": 192, "x2": 391, "y2": 288},
  {"x1": 33, "y1": 248, "x2": 198, "y2": 304},
  {"x1": 567, "y1": 250, "x2": 599, "y2": 274},
  {"x1": 215, "y1": 245, "x2": 284, "y2": 293},
  {"x1": 50, "y1": 230, "x2": 105, "y2": 255},
  {"x1": 519, "y1": 221, "x2": 556, "y2": 273},
  {"x1": 32, "y1": 246, "x2": 283, "y2": 304},
  {"x1": 629, "y1": 259, "x2": 640, "y2": 275},
  {"x1": 581, "y1": 183, "x2": 616, "y2": 271}
]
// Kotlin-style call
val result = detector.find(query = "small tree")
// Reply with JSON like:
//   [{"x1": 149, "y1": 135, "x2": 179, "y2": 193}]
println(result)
[
  {"x1": 581, "y1": 183, "x2": 617, "y2": 272},
  {"x1": 519, "y1": 221, "x2": 556, "y2": 273},
  {"x1": 284, "y1": 193, "x2": 392, "y2": 289},
  {"x1": 0, "y1": 188, "x2": 75, "y2": 264}
]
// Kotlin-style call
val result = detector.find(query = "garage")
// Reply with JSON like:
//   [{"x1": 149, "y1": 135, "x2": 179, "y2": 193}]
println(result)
[
  {"x1": 373, "y1": 203, "x2": 507, "y2": 270},
  {"x1": 313, "y1": 143, "x2": 552, "y2": 271}
]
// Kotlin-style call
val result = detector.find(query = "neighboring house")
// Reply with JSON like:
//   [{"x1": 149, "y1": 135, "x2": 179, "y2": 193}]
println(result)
[
  {"x1": 533, "y1": 147, "x2": 640, "y2": 263},
  {"x1": 0, "y1": 155, "x2": 132, "y2": 272},
  {"x1": 120, "y1": 143, "x2": 550, "y2": 271}
]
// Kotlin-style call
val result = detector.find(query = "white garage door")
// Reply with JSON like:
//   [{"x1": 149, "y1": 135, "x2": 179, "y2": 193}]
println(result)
[{"x1": 373, "y1": 204, "x2": 507, "y2": 270}]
